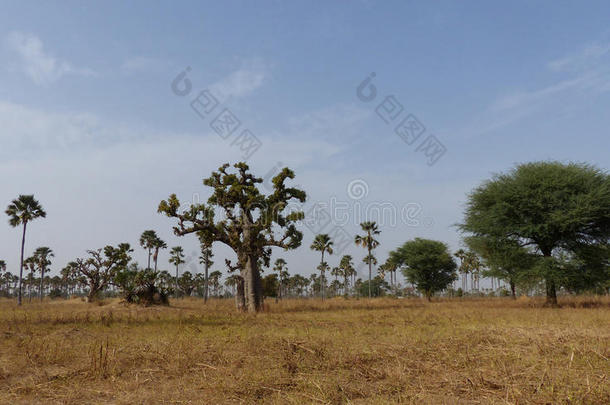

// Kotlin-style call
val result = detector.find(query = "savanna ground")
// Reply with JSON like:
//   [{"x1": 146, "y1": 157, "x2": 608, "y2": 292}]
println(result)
[{"x1": 0, "y1": 297, "x2": 608, "y2": 404}]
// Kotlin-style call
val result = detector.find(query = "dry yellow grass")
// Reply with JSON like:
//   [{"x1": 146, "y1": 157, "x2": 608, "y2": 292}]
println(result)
[{"x1": 0, "y1": 297, "x2": 608, "y2": 404}]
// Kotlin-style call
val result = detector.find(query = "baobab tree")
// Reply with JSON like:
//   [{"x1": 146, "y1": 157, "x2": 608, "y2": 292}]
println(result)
[
  {"x1": 5, "y1": 195, "x2": 46, "y2": 305},
  {"x1": 169, "y1": 246, "x2": 185, "y2": 297},
  {"x1": 310, "y1": 234, "x2": 333, "y2": 299},
  {"x1": 72, "y1": 243, "x2": 133, "y2": 302},
  {"x1": 158, "y1": 162, "x2": 306, "y2": 312},
  {"x1": 355, "y1": 221, "x2": 380, "y2": 298},
  {"x1": 33, "y1": 247, "x2": 54, "y2": 301}
]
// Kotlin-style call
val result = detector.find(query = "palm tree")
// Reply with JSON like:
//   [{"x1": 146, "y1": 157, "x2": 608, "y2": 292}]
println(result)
[
  {"x1": 198, "y1": 239, "x2": 214, "y2": 303},
  {"x1": 339, "y1": 255, "x2": 355, "y2": 296},
  {"x1": 169, "y1": 246, "x2": 185, "y2": 297},
  {"x1": 354, "y1": 221, "x2": 380, "y2": 298},
  {"x1": 152, "y1": 236, "x2": 167, "y2": 272},
  {"x1": 24, "y1": 256, "x2": 36, "y2": 302},
  {"x1": 139, "y1": 230, "x2": 158, "y2": 269},
  {"x1": 5, "y1": 195, "x2": 46, "y2": 305},
  {"x1": 273, "y1": 258, "x2": 287, "y2": 300},
  {"x1": 33, "y1": 247, "x2": 53, "y2": 301},
  {"x1": 310, "y1": 234, "x2": 333, "y2": 299}
]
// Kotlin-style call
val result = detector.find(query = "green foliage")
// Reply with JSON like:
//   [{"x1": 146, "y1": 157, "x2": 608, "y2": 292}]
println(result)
[
  {"x1": 356, "y1": 276, "x2": 389, "y2": 297},
  {"x1": 262, "y1": 274, "x2": 279, "y2": 297},
  {"x1": 158, "y1": 162, "x2": 306, "y2": 312},
  {"x1": 460, "y1": 161, "x2": 610, "y2": 303},
  {"x1": 391, "y1": 238, "x2": 457, "y2": 300},
  {"x1": 5, "y1": 195, "x2": 46, "y2": 227}
]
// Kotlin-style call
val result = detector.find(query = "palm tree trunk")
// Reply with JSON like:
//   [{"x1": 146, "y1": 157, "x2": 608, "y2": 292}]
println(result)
[
  {"x1": 320, "y1": 250, "x2": 325, "y2": 300},
  {"x1": 147, "y1": 248, "x2": 151, "y2": 270},
  {"x1": 175, "y1": 264, "x2": 179, "y2": 298},
  {"x1": 204, "y1": 260, "x2": 209, "y2": 303},
  {"x1": 18, "y1": 222, "x2": 27, "y2": 306},
  {"x1": 368, "y1": 246, "x2": 372, "y2": 298},
  {"x1": 39, "y1": 268, "x2": 44, "y2": 302}
]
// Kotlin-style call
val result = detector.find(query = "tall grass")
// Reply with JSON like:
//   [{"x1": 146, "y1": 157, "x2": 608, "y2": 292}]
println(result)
[{"x1": 0, "y1": 296, "x2": 608, "y2": 403}]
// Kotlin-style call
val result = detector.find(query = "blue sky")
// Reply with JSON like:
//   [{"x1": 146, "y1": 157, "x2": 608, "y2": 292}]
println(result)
[{"x1": 1, "y1": 1, "x2": 610, "y2": 282}]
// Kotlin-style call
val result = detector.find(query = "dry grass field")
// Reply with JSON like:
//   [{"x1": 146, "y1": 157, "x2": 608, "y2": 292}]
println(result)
[{"x1": 0, "y1": 297, "x2": 608, "y2": 404}]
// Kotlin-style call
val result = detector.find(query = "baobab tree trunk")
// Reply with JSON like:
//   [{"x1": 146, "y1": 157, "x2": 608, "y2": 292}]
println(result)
[
  {"x1": 18, "y1": 222, "x2": 27, "y2": 306},
  {"x1": 244, "y1": 255, "x2": 263, "y2": 312}
]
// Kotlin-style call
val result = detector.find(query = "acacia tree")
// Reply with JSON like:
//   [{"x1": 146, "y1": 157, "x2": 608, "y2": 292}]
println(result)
[
  {"x1": 169, "y1": 246, "x2": 185, "y2": 297},
  {"x1": 355, "y1": 221, "x2": 380, "y2": 298},
  {"x1": 310, "y1": 234, "x2": 333, "y2": 299},
  {"x1": 5, "y1": 195, "x2": 46, "y2": 305},
  {"x1": 158, "y1": 162, "x2": 306, "y2": 312},
  {"x1": 391, "y1": 238, "x2": 457, "y2": 301},
  {"x1": 33, "y1": 247, "x2": 54, "y2": 301},
  {"x1": 72, "y1": 243, "x2": 133, "y2": 302},
  {"x1": 460, "y1": 161, "x2": 610, "y2": 305}
]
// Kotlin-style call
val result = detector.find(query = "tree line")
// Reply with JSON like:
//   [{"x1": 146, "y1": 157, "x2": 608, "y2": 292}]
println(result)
[{"x1": 2, "y1": 161, "x2": 609, "y2": 310}]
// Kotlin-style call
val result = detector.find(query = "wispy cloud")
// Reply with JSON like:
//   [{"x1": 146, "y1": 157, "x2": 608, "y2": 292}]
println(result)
[
  {"x1": 458, "y1": 41, "x2": 610, "y2": 137},
  {"x1": 4, "y1": 31, "x2": 96, "y2": 84},
  {"x1": 210, "y1": 59, "x2": 268, "y2": 100}
]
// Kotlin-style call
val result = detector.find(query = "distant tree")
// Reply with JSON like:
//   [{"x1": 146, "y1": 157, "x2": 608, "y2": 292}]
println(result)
[
  {"x1": 198, "y1": 238, "x2": 214, "y2": 303},
  {"x1": 178, "y1": 271, "x2": 194, "y2": 296},
  {"x1": 391, "y1": 238, "x2": 457, "y2": 301},
  {"x1": 311, "y1": 234, "x2": 333, "y2": 299},
  {"x1": 460, "y1": 162, "x2": 610, "y2": 305},
  {"x1": 466, "y1": 236, "x2": 538, "y2": 298},
  {"x1": 339, "y1": 255, "x2": 355, "y2": 296},
  {"x1": 169, "y1": 246, "x2": 185, "y2": 297},
  {"x1": 0, "y1": 260, "x2": 6, "y2": 295},
  {"x1": 356, "y1": 276, "x2": 389, "y2": 297},
  {"x1": 355, "y1": 221, "x2": 380, "y2": 298},
  {"x1": 5, "y1": 195, "x2": 46, "y2": 305},
  {"x1": 32, "y1": 247, "x2": 53, "y2": 301},
  {"x1": 262, "y1": 273, "x2": 279, "y2": 298},
  {"x1": 152, "y1": 236, "x2": 167, "y2": 272},
  {"x1": 72, "y1": 243, "x2": 133, "y2": 302},
  {"x1": 208, "y1": 270, "x2": 222, "y2": 297},
  {"x1": 159, "y1": 162, "x2": 306, "y2": 312},
  {"x1": 23, "y1": 256, "x2": 38, "y2": 301},
  {"x1": 139, "y1": 230, "x2": 158, "y2": 270},
  {"x1": 273, "y1": 258, "x2": 288, "y2": 300}
]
